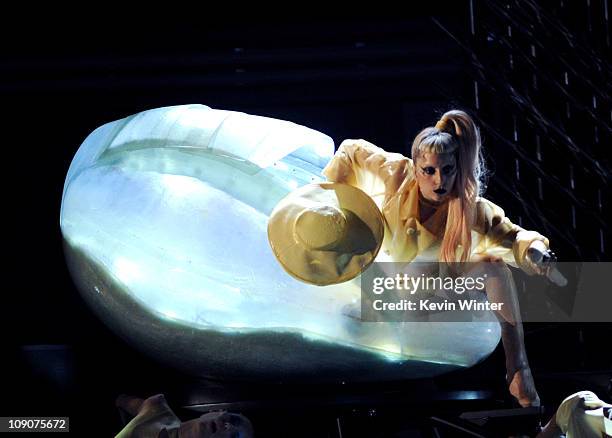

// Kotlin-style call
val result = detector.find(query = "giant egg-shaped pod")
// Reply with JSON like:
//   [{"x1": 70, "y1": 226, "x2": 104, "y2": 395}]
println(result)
[{"x1": 60, "y1": 104, "x2": 500, "y2": 383}]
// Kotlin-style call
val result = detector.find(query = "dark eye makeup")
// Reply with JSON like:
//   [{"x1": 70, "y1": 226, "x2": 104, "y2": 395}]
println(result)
[
  {"x1": 421, "y1": 166, "x2": 455, "y2": 176},
  {"x1": 442, "y1": 165, "x2": 456, "y2": 175}
]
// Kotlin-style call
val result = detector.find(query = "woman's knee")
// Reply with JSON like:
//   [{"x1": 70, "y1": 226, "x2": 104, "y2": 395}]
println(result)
[
  {"x1": 473, "y1": 255, "x2": 511, "y2": 280},
  {"x1": 466, "y1": 255, "x2": 508, "y2": 278}
]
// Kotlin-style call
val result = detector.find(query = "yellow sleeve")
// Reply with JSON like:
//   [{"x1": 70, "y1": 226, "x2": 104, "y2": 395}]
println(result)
[
  {"x1": 322, "y1": 139, "x2": 413, "y2": 209},
  {"x1": 472, "y1": 198, "x2": 550, "y2": 274}
]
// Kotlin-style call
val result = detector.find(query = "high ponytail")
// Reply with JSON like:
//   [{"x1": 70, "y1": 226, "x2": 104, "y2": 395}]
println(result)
[{"x1": 412, "y1": 110, "x2": 485, "y2": 263}]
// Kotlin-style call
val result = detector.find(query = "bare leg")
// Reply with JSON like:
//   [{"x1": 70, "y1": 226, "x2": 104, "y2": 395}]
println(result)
[{"x1": 470, "y1": 256, "x2": 540, "y2": 407}]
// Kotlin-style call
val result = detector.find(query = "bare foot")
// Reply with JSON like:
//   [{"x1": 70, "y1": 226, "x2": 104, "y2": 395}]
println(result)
[{"x1": 508, "y1": 368, "x2": 540, "y2": 408}]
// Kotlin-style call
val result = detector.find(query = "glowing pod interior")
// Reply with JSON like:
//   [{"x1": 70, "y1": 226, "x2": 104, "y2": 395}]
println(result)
[{"x1": 60, "y1": 104, "x2": 500, "y2": 383}]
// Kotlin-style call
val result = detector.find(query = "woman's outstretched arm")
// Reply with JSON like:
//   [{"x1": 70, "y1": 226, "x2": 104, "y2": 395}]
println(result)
[
  {"x1": 322, "y1": 139, "x2": 413, "y2": 207},
  {"x1": 472, "y1": 198, "x2": 551, "y2": 275}
]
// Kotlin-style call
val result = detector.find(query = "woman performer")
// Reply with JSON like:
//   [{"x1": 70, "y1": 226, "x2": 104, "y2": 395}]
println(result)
[{"x1": 322, "y1": 110, "x2": 556, "y2": 407}]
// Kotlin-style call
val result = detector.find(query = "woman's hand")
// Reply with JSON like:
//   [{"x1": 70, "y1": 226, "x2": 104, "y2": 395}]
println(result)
[
  {"x1": 526, "y1": 240, "x2": 553, "y2": 275},
  {"x1": 526, "y1": 241, "x2": 567, "y2": 286}
]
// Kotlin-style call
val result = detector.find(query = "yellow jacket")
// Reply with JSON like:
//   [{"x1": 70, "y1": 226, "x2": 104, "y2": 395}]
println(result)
[{"x1": 322, "y1": 139, "x2": 549, "y2": 274}]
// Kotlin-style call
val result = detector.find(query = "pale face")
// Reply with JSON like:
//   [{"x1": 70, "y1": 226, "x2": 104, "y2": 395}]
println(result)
[{"x1": 415, "y1": 152, "x2": 457, "y2": 204}]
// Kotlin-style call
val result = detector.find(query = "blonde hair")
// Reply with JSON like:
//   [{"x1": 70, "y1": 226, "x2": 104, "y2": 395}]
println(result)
[{"x1": 411, "y1": 110, "x2": 485, "y2": 263}]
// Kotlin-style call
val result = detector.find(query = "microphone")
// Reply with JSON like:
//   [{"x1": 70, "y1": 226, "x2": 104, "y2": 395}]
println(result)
[{"x1": 526, "y1": 247, "x2": 568, "y2": 287}]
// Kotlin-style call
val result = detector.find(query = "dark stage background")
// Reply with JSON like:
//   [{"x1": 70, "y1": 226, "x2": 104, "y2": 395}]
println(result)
[{"x1": 2, "y1": 3, "x2": 611, "y2": 437}]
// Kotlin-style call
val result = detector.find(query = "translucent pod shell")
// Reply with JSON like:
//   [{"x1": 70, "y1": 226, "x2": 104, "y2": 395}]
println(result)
[{"x1": 60, "y1": 104, "x2": 500, "y2": 383}]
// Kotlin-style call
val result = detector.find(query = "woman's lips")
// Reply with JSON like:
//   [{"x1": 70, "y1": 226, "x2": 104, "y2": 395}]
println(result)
[{"x1": 434, "y1": 188, "x2": 447, "y2": 195}]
